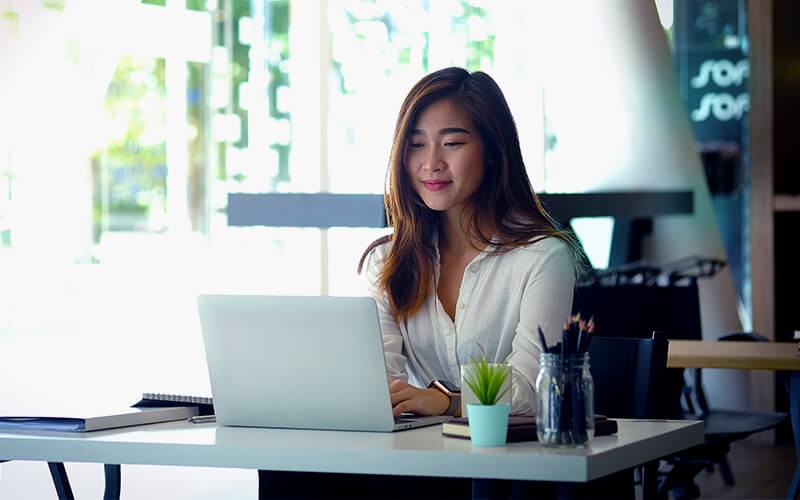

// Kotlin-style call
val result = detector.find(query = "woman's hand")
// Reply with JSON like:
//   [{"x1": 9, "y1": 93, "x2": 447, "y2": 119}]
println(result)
[{"x1": 388, "y1": 378, "x2": 450, "y2": 417}]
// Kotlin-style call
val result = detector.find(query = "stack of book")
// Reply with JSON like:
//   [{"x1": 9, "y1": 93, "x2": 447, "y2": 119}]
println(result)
[{"x1": 442, "y1": 414, "x2": 617, "y2": 443}]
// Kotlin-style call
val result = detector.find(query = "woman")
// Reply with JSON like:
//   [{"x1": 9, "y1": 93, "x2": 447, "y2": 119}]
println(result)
[
  {"x1": 358, "y1": 66, "x2": 590, "y2": 418},
  {"x1": 260, "y1": 66, "x2": 590, "y2": 500}
]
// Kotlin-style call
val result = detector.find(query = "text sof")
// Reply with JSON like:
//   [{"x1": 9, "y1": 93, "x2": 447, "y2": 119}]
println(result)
[{"x1": 689, "y1": 58, "x2": 749, "y2": 123}]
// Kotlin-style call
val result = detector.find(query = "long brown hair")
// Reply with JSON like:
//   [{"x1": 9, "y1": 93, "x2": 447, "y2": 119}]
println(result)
[{"x1": 359, "y1": 67, "x2": 589, "y2": 320}]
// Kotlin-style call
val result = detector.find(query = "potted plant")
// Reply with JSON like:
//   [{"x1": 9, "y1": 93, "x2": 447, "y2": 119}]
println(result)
[{"x1": 462, "y1": 353, "x2": 512, "y2": 446}]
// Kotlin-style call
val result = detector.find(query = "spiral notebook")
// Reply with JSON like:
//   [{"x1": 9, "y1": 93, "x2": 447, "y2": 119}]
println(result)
[{"x1": 134, "y1": 393, "x2": 215, "y2": 416}]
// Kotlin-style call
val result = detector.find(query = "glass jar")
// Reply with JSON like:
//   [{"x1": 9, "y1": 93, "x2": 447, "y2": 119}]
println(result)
[{"x1": 535, "y1": 353, "x2": 594, "y2": 447}]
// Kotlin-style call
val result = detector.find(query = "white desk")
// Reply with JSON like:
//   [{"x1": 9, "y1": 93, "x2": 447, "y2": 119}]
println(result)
[{"x1": 1, "y1": 419, "x2": 701, "y2": 487}]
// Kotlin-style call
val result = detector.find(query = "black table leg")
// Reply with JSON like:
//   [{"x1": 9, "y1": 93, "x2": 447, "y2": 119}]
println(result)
[
  {"x1": 103, "y1": 464, "x2": 121, "y2": 500},
  {"x1": 47, "y1": 462, "x2": 75, "y2": 500}
]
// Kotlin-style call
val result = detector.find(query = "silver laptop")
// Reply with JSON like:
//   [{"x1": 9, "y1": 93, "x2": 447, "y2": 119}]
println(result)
[{"x1": 196, "y1": 294, "x2": 452, "y2": 432}]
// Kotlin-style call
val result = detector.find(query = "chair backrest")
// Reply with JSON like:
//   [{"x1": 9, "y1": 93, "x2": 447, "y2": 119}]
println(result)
[
  {"x1": 573, "y1": 282, "x2": 701, "y2": 418},
  {"x1": 588, "y1": 332, "x2": 669, "y2": 419},
  {"x1": 572, "y1": 282, "x2": 702, "y2": 341}
]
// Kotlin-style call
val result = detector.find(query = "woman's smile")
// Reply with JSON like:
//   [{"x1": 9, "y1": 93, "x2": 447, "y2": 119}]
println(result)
[{"x1": 422, "y1": 180, "x2": 452, "y2": 192}]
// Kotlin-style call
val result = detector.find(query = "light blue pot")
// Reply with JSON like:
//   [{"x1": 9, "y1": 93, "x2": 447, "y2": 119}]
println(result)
[{"x1": 467, "y1": 403, "x2": 510, "y2": 447}]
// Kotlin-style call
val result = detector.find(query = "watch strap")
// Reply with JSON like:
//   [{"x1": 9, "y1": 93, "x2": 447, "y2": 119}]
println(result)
[
  {"x1": 444, "y1": 393, "x2": 461, "y2": 416},
  {"x1": 428, "y1": 380, "x2": 461, "y2": 416}
]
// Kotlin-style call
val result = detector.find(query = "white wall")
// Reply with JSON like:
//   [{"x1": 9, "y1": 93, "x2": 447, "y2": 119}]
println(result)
[{"x1": 536, "y1": 1, "x2": 749, "y2": 409}]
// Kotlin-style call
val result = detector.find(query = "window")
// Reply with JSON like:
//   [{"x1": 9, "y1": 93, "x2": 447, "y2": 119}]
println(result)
[{"x1": 2, "y1": 1, "x2": 683, "y2": 330}]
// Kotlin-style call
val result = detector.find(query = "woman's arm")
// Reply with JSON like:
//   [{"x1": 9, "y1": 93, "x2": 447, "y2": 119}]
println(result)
[
  {"x1": 507, "y1": 240, "x2": 576, "y2": 415},
  {"x1": 363, "y1": 245, "x2": 457, "y2": 416},
  {"x1": 361, "y1": 243, "x2": 409, "y2": 381}
]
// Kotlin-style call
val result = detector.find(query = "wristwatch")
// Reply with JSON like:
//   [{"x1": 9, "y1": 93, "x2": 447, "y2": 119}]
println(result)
[{"x1": 428, "y1": 380, "x2": 461, "y2": 416}]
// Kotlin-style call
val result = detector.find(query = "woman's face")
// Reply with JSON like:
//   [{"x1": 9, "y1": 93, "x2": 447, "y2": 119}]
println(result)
[{"x1": 404, "y1": 99, "x2": 486, "y2": 215}]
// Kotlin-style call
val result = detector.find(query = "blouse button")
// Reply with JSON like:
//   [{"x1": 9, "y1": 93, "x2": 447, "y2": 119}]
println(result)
[
  {"x1": 470, "y1": 264, "x2": 479, "y2": 273},
  {"x1": 458, "y1": 303, "x2": 465, "y2": 310}
]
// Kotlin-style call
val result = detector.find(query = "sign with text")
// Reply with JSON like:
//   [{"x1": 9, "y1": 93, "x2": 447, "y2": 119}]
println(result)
[{"x1": 685, "y1": 49, "x2": 749, "y2": 144}]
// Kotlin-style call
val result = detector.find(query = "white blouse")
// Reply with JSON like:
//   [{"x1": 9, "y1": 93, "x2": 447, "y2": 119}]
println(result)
[{"x1": 361, "y1": 235, "x2": 576, "y2": 415}]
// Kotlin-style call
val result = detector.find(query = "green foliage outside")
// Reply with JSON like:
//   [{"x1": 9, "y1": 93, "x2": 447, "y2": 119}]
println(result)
[{"x1": 89, "y1": 0, "x2": 493, "y2": 240}]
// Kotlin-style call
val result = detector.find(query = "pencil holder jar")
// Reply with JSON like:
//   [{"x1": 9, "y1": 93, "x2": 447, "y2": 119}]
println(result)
[{"x1": 535, "y1": 353, "x2": 594, "y2": 447}]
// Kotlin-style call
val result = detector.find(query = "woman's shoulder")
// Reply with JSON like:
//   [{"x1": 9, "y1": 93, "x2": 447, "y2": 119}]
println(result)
[
  {"x1": 357, "y1": 233, "x2": 393, "y2": 274},
  {"x1": 516, "y1": 235, "x2": 571, "y2": 256},
  {"x1": 501, "y1": 235, "x2": 575, "y2": 269},
  {"x1": 367, "y1": 233, "x2": 393, "y2": 255},
  {"x1": 500, "y1": 236, "x2": 576, "y2": 281}
]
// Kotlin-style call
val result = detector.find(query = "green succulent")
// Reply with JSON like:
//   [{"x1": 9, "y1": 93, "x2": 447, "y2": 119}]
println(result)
[{"x1": 463, "y1": 353, "x2": 511, "y2": 405}]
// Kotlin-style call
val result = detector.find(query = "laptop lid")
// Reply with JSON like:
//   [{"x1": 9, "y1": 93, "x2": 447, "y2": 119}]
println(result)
[{"x1": 196, "y1": 294, "x2": 450, "y2": 432}]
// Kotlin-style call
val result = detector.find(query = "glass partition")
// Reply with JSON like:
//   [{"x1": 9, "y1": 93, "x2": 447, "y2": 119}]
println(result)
[{"x1": 0, "y1": 1, "x2": 703, "y2": 331}]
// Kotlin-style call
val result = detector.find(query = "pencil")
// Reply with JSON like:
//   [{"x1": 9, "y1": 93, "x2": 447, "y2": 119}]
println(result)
[{"x1": 538, "y1": 325, "x2": 549, "y2": 354}]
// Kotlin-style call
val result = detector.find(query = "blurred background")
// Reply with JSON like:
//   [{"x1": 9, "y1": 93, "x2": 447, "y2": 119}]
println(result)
[{"x1": 0, "y1": 0, "x2": 771, "y2": 497}]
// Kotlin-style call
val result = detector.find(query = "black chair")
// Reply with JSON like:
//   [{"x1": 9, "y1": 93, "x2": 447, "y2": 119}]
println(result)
[
  {"x1": 589, "y1": 332, "x2": 670, "y2": 421},
  {"x1": 572, "y1": 282, "x2": 701, "y2": 421},
  {"x1": 573, "y1": 279, "x2": 789, "y2": 500},
  {"x1": 588, "y1": 332, "x2": 670, "y2": 500},
  {"x1": 659, "y1": 332, "x2": 789, "y2": 499}
]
